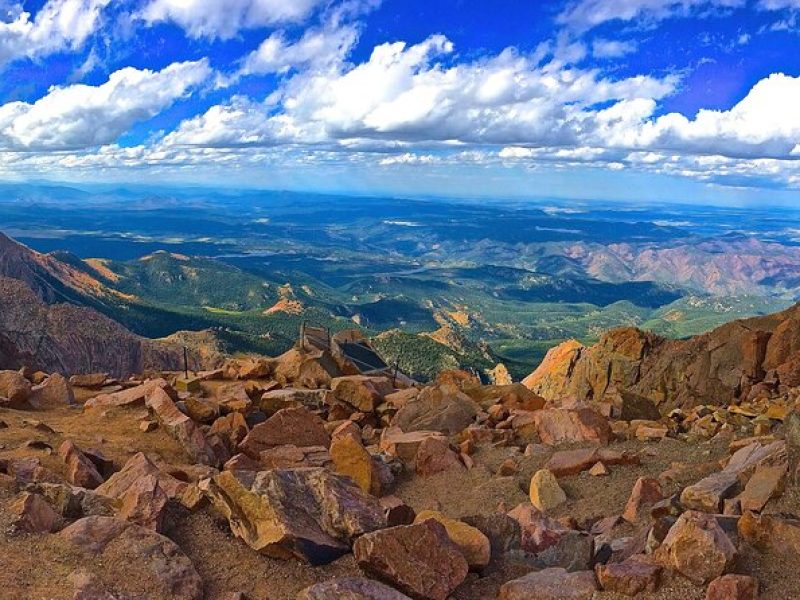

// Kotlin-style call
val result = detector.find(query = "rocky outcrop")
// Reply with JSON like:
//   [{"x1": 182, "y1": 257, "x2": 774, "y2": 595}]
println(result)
[{"x1": 524, "y1": 303, "x2": 800, "y2": 409}]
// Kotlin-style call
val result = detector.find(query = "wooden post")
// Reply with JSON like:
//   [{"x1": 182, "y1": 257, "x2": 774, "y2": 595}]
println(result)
[{"x1": 300, "y1": 321, "x2": 306, "y2": 351}]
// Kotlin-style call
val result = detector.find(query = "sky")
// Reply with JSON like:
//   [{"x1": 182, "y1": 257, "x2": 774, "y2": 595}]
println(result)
[{"x1": 0, "y1": 0, "x2": 799, "y2": 204}]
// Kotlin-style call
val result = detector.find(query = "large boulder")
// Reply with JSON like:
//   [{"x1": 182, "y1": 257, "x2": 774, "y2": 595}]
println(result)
[
  {"x1": 30, "y1": 373, "x2": 75, "y2": 407},
  {"x1": 331, "y1": 375, "x2": 393, "y2": 412},
  {"x1": 331, "y1": 433, "x2": 381, "y2": 495},
  {"x1": 203, "y1": 468, "x2": 386, "y2": 565},
  {"x1": 84, "y1": 378, "x2": 170, "y2": 409},
  {"x1": 529, "y1": 469, "x2": 567, "y2": 512},
  {"x1": 238, "y1": 407, "x2": 330, "y2": 458},
  {"x1": 532, "y1": 406, "x2": 612, "y2": 445},
  {"x1": 10, "y1": 491, "x2": 60, "y2": 533},
  {"x1": 661, "y1": 511, "x2": 738, "y2": 585},
  {"x1": 96, "y1": 453, "x2": 187, "y2": 501},
  {"x1": 353, "y1": 520, "x2": 469, "y2": 600},
  {"x1": 60, "y1": 516, "x2": 203, "y2": 600},
  {"x1": 392, "y1": 384, "x2": 479, "y2": 435}
]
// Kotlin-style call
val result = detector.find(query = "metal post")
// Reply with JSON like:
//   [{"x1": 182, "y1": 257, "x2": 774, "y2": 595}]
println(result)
[
  {"x1": 183, "y1": 346, "x2": 189, "y2": 379},
  {"x1": 300, "y1": 321, "x2": 306, "y2": 351},
  {"x1": 392, "y1": 361, "x2": 399, "y2": 387}
]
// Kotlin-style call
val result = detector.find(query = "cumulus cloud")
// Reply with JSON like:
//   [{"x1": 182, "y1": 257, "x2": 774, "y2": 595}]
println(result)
[
  {"x1": 139, "y1": 0, "x2": 325, "y2": 39},
  {"x1": 0, "y1": 59, "x2": 211, "y2": 151},
  {"x1": 592, "y1": 38, "x2": 638, "y2": 58},
  {"x1": 239, "y1": 23, "x2": 359, "y2": 75},
  {"x1": 0, "y1": 0, "x2": 109, "y2": 69},
  {"x1": 558, "y1": 0, "x2": 746, "y2": 31},
  {"x1": 167, "y1": 35, "x2": 677, "y2": 149}
]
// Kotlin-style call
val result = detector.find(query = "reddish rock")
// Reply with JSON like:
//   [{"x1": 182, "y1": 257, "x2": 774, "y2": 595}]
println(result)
[
  {"x1": 353, "y1": 520, "x2": 469, "y2": 600},
  {"x1": 10, "y1": 492, "x2": 60, "y2": 533},
  {"x1": 533, "y1": 406, "x2": 612, "y2": 445},
  {"x1": 85, "y1": 378, "x2": 170, "y2": 409},
  {"x1": 414, "y1": 510, "x2": 491, "y2": 571},
  {"x1": 223, "y1": 453, "x2": 263, "y2": 472},
  {"x1": 60, "y1": 516, "x2": 203, "y2": 600},
  {"x1": 622, "y1": 477, "x2": 663, "y2": 523},
  {"x1": 392, "y1": 384, "x2": 479, "y2": 435},
  {"x1": 589, "y1": 461, "x2": 609, "y2": 476},
  {"x1": 209, "y1": 411, "x2": 249, "y2": 454},
  {"x1": 596, "y1": 556, "x2": 662, "y2": 595},
  {"x1": 331, "y1": 375, "x2": 392, "y2": 412},
  {"x1": 546, "y1": 447, "x2": 638, "y2": 477},
  {"x1": 507, "y1": 503, "x2": 570, "y2": 554},
  {"x1": 499, "y1": 567, "x2": 598, "y2": 600},
  {"x1": 705, "y1": 575, "x2": 759, "y2": 600},
  {"x1": 59, "y1": 440, "x2": 105, "y2": 490},
  {"x1": 260, "y1": 445, "x2": 331, "y2": 469},
  {"x1": 215, "y1": 382, "x2": 253, "y2": 413},
  {"x1": 69, "y1": 373, "x2": 108, "y2": 388},
  {"x1": 331, "y1": 434, "x2": 380, "y2": 495},
  {"x1": 297, "y1": 578, "x2": 412, "y2": 600},
  {"x1": 238, "y1": 407, "x2": 330, "y2": 458},
  {"x1": 31, "y1": 373, "x2": 75, "y2": 407},
  {"x1": 146, "y1": 387, "x2": 220, "y2": 466},
  {"x1": 738, "y1": 511, "x2": 800, "y2": 553},
  {"x1": 204, "y1": 468, "x2": 386, "y2": 565},
  {"x1": 738, "y1": 463, "x2": 787, "y2": 513},
  {"x1": 381, "y1": 496, "x2": 416, "y2": 526},
  {"x1": 661, "y1": 510, "x2": 738, "y2": 585},
  {"x1": 96, "y1": 453, "x2": 187, "y2": 501},
  {"x1": 184, "y1": 397, "x2": 220, "y2": 424},
  {"x1": 117, "y1": 474, "x2": 167, "y2": 531},
  {"x1": 380, "y1": 427, "x2": 448, "y2": 463},
  {"x1": 415, "y1": 435, "x2": 463, "y2": 477},
  {"x1": 0, "y1": 370, "x2": 32, "y2": 408}
]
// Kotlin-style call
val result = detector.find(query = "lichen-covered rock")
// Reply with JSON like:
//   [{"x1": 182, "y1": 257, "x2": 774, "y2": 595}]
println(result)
[{"x1": 203, "y1": 468, "x2": 386, "y2": 565}]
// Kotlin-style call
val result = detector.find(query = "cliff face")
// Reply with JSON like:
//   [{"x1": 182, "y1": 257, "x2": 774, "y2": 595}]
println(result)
[
  {"x1": 0, "y1": 276, "x2": 195, "y2": 377},
  {"x1": 524, "y1": 303, "x2": 800, "y2": 409}
]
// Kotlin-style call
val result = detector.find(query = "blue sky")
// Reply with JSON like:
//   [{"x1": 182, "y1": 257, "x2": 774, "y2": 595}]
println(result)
[{"x1": 0, "y1": 0, "x2": 799, "y2": 204}]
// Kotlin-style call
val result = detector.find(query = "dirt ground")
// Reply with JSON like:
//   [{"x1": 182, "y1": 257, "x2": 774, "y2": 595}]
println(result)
[{"x1": 2, "y1": 394, "x2": 799, "y2": 600}]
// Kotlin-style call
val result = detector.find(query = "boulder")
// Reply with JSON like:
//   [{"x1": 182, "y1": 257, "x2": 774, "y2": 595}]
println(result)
[
  {"x1": 622, "y1": 477, "x2": 663, "y2": 523},
  {"x1": 59, "y1": 440, "x2": 105, "y2": 489},
  {"x1": 414, "y1": 510, "x2": 491, "y2": 570},
  {"x1": 596, "y1": 556, "x2": 662, "y2": 595},
  {"x1": 380, "y1": 428, "x2": 448, "y2": 463},
  {"x1": 238, "y1": 407, "x2": 330, "y2": 458},
  {"x1": 146, "y1": 387, "x2": 220, "y2": 466},
  {"x1": 331, "y1": 375, "x2": 392, "y2": 412},
  {"x1": 203, "y1": 468, "x2": 386, "y2": 565},
  {"x1": 215, "y1": 382, "x2": 253, "y2": 413},
  {"x1": 681, "y1": 441, "x2": 786, "y2": 513},
  {"x1": 297, "y1": 578, "x2": 412, "y2": 600},
  {"x1": 10, "y1": 491, "x2": 60, "y2": 533},
  {"x1": 0, "y1": 369, "x2": 32, "y2": 408},
  {"x1": 85, "y1": 379, "x2": 170, "y2": 409},
  {"x1": 31, "y1": 373, "x2": 75, "y2": 407},
  {"x1": 661, "y1": 510, "x2": 738, "y2": 585},
  {"x1": 705, "y1": 575, "x2": 759, "y2": 600},
  {"x1": 69, "y1": 373, "x2": 108, "y2": 388},
  {"x1": 529, "y1": 469, "x2": 567, "y2": 512},
  {"x1": 331, "y1": 434, "x2": 379, "y2": 495},
  {"x1": 96, "y1": 453, "x2": 187, "y2": 501},
  {"x1": 117, "y1": 473, "x2": 167, "y2": 531},
  {"x1": 546, "y1": 447, "x2": 638, "y2": 477},
  {"x1": 414, "y1": 436, "x2": 463, "y2": 476},
  {"x1": 60, "y1": 517, "x2": 203, "y2": 600},
  {"x1": 209, "y1": 411, "x2": 250, "y2": 456},
  {"x1": 392, "y1": 384, "x2": 479, "y2": 434},
  {"x1": 260, "y1": 445, "x2": 331, "y2": 469},
  {"x1": 532, "y1": 406, "x2": 612, "y2": 445},
  {"x1": 462, "y1": 513, "x2": 521, "y2": 557},
  {"x1": 738, "y1": 511, "x2": 800, "y2": 553},
  {"x1": 184, "y1": 397, "x2": 220, "y2": 424},
  {"x1": 353, "y1": 520, "x2": 469, "y2": 600},
  {"x1": 737, "y1": 463, "x2": 787, "y2": 513},
  {"x1": 499, "y1": 568, "x2": 599, "y2": 600}
]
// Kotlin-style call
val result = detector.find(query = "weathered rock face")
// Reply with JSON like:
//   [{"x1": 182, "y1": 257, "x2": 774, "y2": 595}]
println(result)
[
  {"x1": 331, "y1": 375, "x2": 392, "y2": 412},
  {"x1": 203, "y1": 468, "x2": 386, "y2": 565},
  {"x1": 30, "y1": 373, "x2": 75, "y2": 407},
  {"x1": 661, "y1": 511, "x2": 738, "y2": 585},
  {"x1": 297, "y1": 578, "x2": 413, "y2": 600},
  {"x1": 330, "y1": 434, "x2": 380, "y2": 495},
  {"x1": 523, "y1": 304, "x2": 800, "y2": 409},
  {"x1": 532, "y1": 406, "x2": 612, "y2": 445},
  {"x1": 353, "y1": 520, "x2": 469, "y2": 600},
  {"x1": 238, "y1": 407, "x2": 330, "y2": 458},
  {"x1": 85, "y1": 378, "x2": 171, "y2": 409},
  {"x1": 499, "y1": 567, "x2": 599, "y2": 600},
  {"x1": 96, "y1": 452, "x2": 187, "y2": 501},
  {"x1": 10, "y1": 491, "x2": 60, "y2": 533},
  {"x1": 0, "y1": 276, "x2": 202, "y2": 378},
  {"x1": 392, "y1": 384, "x2": 479, "y2": 435},
  {"x1": 60, "y1": 516, "x2": 203, "y2": 600}
]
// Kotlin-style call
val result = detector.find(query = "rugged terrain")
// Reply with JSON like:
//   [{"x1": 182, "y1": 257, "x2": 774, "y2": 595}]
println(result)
[{"x1": 2, "y1": 301, "x2": 800, "y2": 599}]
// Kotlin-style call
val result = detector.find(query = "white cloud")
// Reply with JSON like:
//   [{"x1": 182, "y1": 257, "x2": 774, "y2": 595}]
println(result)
[
  {"x1": 592, "y1": 38, "x2": 638, "y2": 58},
  {"x1": 139, "y1": 0, "x2": 325, "y2": 39},
  {"x1": 240, "y1": 23, "x2": 359, "y2": 75},
  {"x1": 0, "y1": 59, "x2": 211, "y2": 150},
  {"x1": 758, "y1": 0, "x2": 800, "y2": 8},
  {"x1": 558, "y1": 0, "x2": 746, "y2": 31},
  {"x1": 0, "y1": 0, "x2": 109, "y2": 69},
  {"x1": 167, "y1": 35, "x2": 676, "y2": 149}
]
